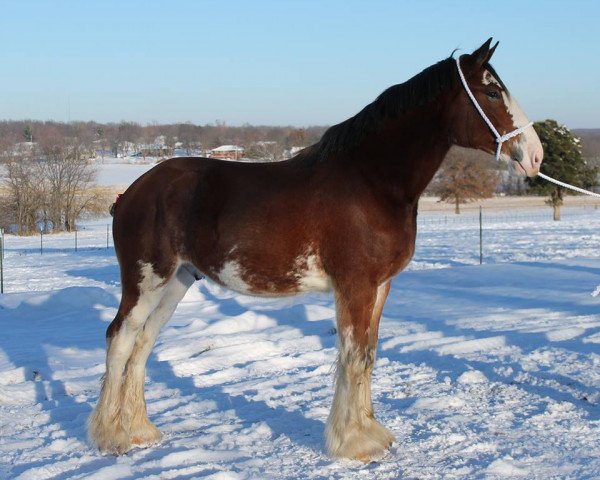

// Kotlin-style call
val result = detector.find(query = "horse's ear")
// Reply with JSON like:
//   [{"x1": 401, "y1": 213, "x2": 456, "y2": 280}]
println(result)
[
  {"x1": 471, "y1": 38, "x2": 494, "y2": 66},
  {"x1": 487, "y1": 41, "x2": 499, "y2": 62}
]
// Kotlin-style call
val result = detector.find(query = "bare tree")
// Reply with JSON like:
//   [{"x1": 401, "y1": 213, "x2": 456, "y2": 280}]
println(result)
[
  {"x1": 4, "y1": 154, "x2": 46, "y2": 234},
  {"x1": 38, "y1": 134, "x2": 98, "y2": 231},
  {"x1": 430, "y1": 146, "x2": 500, "y2": 214},
  {"x1": 175, "y1": 122, "x2": 202, "y2": 155},
  {"x1": 245, "y1": 141, "x2": 283, "y2": 162},
  {"x1": 3, "y1": 131, "x2": 98, "y2": 234}
]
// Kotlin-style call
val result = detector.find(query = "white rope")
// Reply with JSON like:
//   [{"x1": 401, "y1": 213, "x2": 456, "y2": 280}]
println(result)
[
  {"x1": 537, "y1": 172, "x2": 600, "y2": 198},
  {"x1": 455, "y1": 57, "x2": 533, "y2": 160}
]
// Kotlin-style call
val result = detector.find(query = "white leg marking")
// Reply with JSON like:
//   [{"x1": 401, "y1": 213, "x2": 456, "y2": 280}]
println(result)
[
  {"x1": 89, "y1": 262, "x2": 168, "y2": 454},
  {"x1": 121, "y1": 266, "x2": 195, "y2": 447},
  {"x1": 326, "y1": 326, "x2": 394, "y2": 461}
]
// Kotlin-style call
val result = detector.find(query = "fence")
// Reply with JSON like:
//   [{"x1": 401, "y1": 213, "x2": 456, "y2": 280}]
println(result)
[
  {"x1": 3, "y1": 224, "x2": 112, "y2": 255},
  {"x1": 411, "y1": 205, "x2": 600, "y2": 270},
  {"x1": 1, "y1": 204, "x2": 600, "y2": 292}
]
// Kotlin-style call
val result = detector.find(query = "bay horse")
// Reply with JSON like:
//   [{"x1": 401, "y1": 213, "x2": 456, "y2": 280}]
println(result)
[{"x1": 89, "y1": 39, "x2": 543, "y2": 461}]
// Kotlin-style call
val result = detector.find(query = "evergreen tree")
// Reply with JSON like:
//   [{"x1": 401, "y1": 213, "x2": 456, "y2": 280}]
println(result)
[
  {"x1": 526, "y1": 120, "x2": 598, "y2": 220},
  {"x1": 23, "y1": 125, "x2": 33, "y2": 143}
]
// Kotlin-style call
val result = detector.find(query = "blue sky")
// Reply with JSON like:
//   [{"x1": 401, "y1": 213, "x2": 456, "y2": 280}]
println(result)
[{"x1": 1, "y1": 0, "x2": 599, "y2": 128}]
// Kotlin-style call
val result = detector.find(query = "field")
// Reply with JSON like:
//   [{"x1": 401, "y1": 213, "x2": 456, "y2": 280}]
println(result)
[{"x1": 0, "y1": 204, "x2": 599, "y2": 479}]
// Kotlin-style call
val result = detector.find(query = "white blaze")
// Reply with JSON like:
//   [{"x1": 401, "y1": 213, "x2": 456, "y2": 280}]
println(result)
[{"x1": 482, "y1": 69, "x2": 543, "y2": 174}]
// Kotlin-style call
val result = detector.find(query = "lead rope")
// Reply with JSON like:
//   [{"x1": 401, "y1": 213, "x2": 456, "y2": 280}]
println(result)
[
  {"x1": 536, "y1": 172, "x2": 600, "y2": 198},
  {"x1": 456, "y1": 57, "x2": 600, "y2": 199}
]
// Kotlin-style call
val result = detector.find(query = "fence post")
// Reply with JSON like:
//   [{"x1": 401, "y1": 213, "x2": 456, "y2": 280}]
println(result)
[
  {"x1": 0, "y1": 228, "x2": 4, "y2": 294},
  {"x1": 479, "y1": 206, "x2": 483, "y2": 265},
  {"x1": 75, "y1": 228, "x2": 78, "y2": 252}
]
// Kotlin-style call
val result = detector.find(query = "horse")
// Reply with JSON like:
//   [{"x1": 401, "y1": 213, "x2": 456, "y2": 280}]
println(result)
[{"x1": 89, "y1": 38, "x2": 543, "y2": 461}]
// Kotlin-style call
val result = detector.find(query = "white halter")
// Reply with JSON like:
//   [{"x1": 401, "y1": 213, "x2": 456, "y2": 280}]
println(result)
[
  {"x1": 457, "y1": 57, "x2": 600, "y2": 198},
  {"x1": 455, "y1": 57, "x2": 533, "y2": 160}
]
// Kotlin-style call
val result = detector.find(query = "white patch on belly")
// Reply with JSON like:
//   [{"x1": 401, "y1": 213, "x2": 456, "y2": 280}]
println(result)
[
  {"x1": 216, "y1": 260, "x2": 253, "y2": 294},
  {"x1": 294, "y1": 253, "x2": 331, "y2": 292}
]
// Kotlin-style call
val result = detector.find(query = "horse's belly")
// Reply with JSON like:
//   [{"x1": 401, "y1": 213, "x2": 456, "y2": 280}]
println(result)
[{"x1": 212, "y1": 254, "x2": 331, "y2": 296}]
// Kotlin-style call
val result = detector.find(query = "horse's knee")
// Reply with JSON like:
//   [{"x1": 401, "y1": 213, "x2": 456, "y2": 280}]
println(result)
[
  {"x1": 106, "y1": 289, "x2": 139, "y2": 340},
  {"x1": 106, "y1": 315, "x2": 124, "y2": 340},
  {"x1": 106, "y1": 292, "x2": 155, "y2": 342}
]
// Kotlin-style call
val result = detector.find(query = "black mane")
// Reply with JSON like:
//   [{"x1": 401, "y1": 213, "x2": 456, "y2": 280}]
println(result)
[{"x1": 313, "y1": 56, "x2": 459, "y2": 157}]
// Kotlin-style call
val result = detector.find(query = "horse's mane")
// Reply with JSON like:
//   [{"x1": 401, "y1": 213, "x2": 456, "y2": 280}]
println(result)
[{"x1": 310, "y1": 56, "x2": 459, "y2": 158}]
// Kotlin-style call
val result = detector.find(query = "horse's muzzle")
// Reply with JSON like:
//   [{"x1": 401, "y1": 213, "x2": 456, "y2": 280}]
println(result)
[{"x1": 511, "y1": 143, "x2": 543, "y2": 177}]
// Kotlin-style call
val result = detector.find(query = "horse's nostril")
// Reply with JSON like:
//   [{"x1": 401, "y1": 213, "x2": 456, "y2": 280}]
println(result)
[{"x1": 510, "y1": 148, "x2": 523, "y2": 163}]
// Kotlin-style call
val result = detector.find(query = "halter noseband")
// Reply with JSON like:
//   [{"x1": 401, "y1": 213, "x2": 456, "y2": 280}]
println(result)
[{"x1": 455, "y1": 57, "x2": 533, "y2": 160}]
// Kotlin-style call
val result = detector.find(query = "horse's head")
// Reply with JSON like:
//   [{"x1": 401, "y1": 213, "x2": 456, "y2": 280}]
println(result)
[{"x1": 449, "y1": 38, "x2": 543, "y2": 177}]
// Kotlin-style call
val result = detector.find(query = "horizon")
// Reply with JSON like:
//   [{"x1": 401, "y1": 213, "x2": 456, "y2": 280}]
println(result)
[
  {"x1": 3, "y1": 118, "x2": 600, "y2": 132},
  {"x1": 2, "y1": 0, "x2": 600, "y2": 129}
]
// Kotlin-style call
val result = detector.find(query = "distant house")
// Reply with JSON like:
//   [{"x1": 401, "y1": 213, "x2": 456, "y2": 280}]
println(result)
[
  {"x1": 138, "y1": 145, "x2": 172, "y2": 158},
  {"x1": 209, "y1": 145, "x2": 245, "y2": 160}
]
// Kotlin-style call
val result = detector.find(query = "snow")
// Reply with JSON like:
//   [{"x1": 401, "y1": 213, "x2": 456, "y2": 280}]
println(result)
[
  {"x1": 94, "y1": 162, "x2": 156, "y2": 187},
  {"x1": 1, "y1": 207, "x2": 600, "y2": 479}
]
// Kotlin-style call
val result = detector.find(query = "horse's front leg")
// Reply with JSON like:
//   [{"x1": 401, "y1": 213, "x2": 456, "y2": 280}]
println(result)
[{"x1": 326, "y1": 280, "x2": 394, "y2": 462}]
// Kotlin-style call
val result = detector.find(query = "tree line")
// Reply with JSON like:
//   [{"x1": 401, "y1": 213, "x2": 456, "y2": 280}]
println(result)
[
  {"x1": 0, "y1": 118, "x2": 596, "y2": 234},
  {"x1": 0, "y1": 120, "x2": 327, "y2": 161},
  {"x1": 0, "y1": 121, "x2": 328, "y2": 234}
]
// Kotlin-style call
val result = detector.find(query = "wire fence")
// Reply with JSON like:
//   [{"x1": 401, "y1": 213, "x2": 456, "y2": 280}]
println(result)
[
  {"x1": 1, "y1": 204, "x2": 599, "y2": 293},
  {"x1": 2, "y1": 223, "x2": 113, "y2": 255},
  {"x1": 3, "y1": 205, "x2": 600, "y2": 250},
  {"x1": 418, "y1": 204, "x2": 600, "y2": 226},
  {"x1": 1, "y1": 205, "x2": 599, "y2": 254}
]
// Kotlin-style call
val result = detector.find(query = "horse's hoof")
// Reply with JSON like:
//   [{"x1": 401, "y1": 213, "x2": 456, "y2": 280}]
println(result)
[
  {"x1": 131, "y1": 435, "x2": 162, "y2": 447},
  {"x1": 326, "y1": 419, "x2": 395, "y2": 461}
]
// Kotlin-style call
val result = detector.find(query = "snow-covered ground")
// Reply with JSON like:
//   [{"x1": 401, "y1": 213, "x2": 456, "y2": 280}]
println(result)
[
  {"x1": 94, "y1": 162, "x2": 156, "y2": 187},
  {"x1": 1, "y1": 207, "x2": 599, "y2": 479}
]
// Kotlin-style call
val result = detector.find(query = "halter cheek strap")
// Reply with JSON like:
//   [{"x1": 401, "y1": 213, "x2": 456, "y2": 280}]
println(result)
[{"x1": 455, "y1": 57, "x2": 533, "y2": 160}]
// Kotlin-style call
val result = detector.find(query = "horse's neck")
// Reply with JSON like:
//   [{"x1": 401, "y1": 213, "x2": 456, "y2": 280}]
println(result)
[{"x1": 354, "y1": 106, "x2": 452, "y2": 203}]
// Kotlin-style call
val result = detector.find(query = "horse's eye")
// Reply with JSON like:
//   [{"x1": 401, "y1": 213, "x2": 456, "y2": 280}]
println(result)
[{"x1": 486, "y1": 90, "x2": 500, "y2": 100}]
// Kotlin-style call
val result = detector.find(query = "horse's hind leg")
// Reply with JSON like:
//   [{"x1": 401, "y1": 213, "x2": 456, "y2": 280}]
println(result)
[
  {"x1": 326, "y1": 280, "x2": 395, "y2": 461},
  {"x1": 88, "y1": 262, "x2": 170, "y2": 454},
  {"x1": 120, "y1": 265, "x2": 196, "y2": 447}
]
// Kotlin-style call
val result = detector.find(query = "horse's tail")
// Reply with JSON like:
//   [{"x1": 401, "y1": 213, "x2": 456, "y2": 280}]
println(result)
[{"x1": 109, "y1": 194, "x2": 123, "y2": 217}]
